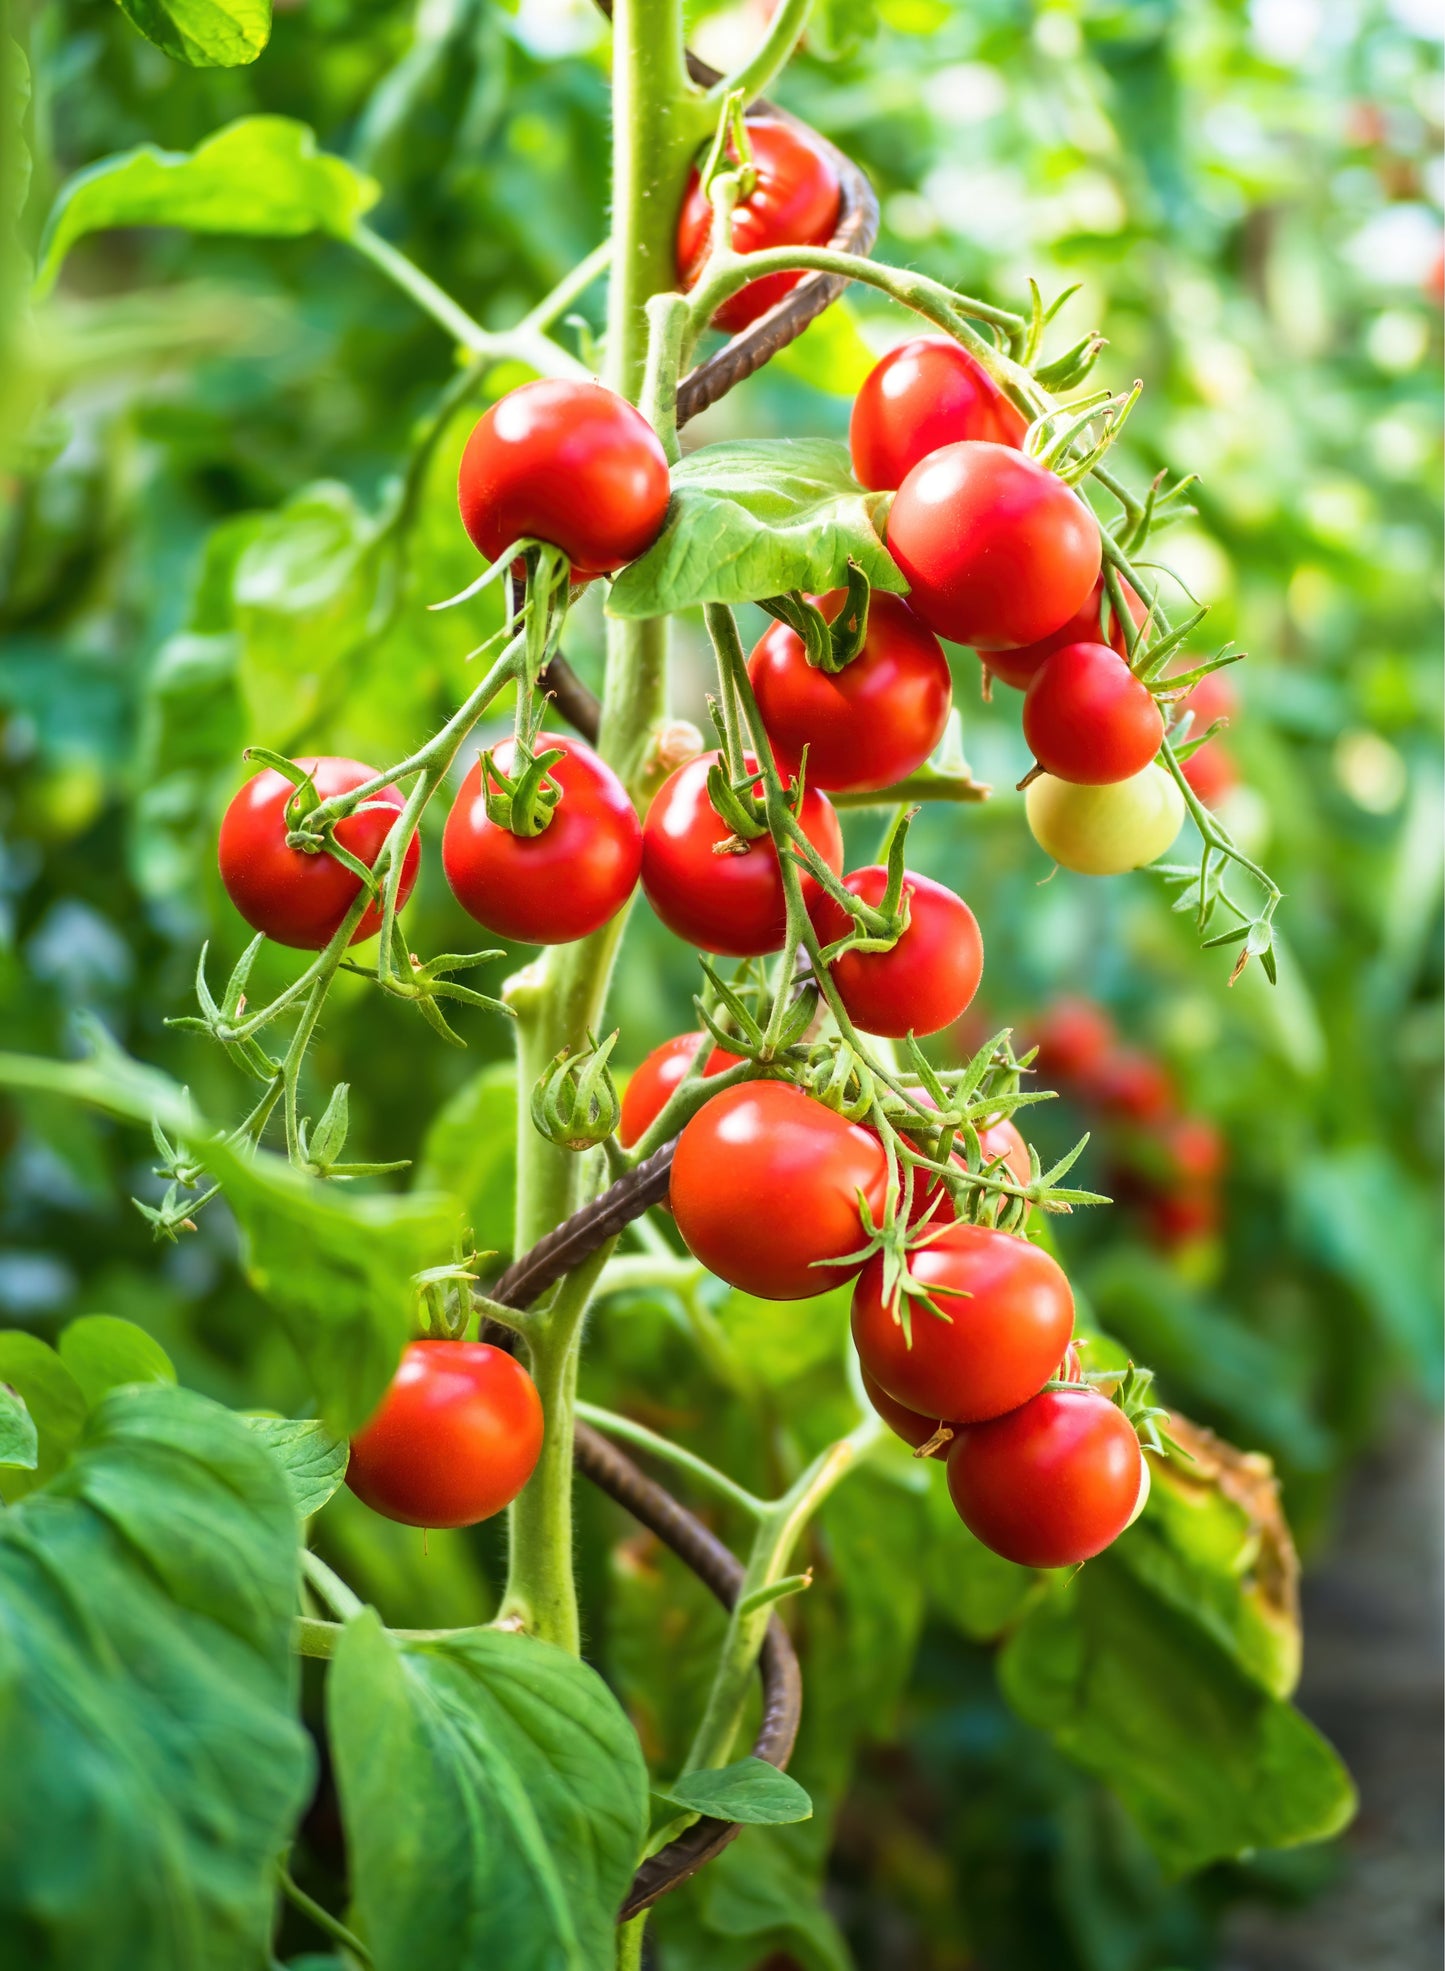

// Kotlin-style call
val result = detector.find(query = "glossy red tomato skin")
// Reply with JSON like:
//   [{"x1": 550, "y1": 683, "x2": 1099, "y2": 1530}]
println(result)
[
  {"x1": 985, "y1": 574, "x2": 1147, "y2": 691},
  {"x1": 748, "y1": 591, "x2": 952, "y2": 793},
  {"x1": 617, "y1": 1032, "x2": 741, "y2": 1149},
  {"x1": 946, "y1": 1385, "x2": 1145, "y2": 1568},
  {"x1": 457, "y1": 381, "x2": 670, "y2": 580},
  {"x1": 677, "y1": 120, "x2": 842, "y2": 333},
  {"x1": 443, "y1": 732, "x2": 641, "y2": 945},
  {"x1": 671, "y1": 1082, "x2": 888, "y2": 1300},
  {"x1": 810, "y1": 866, "x2": 983, "y2": 1039},
  {"x1": 346, "y1": 1341, "x2": 544, "y2": 1529},
  {"x1": 860, "y1": 1365, "x2": 950, "y2": 1459},
  {"x1": 640, "y1": 752, "x2": 843, "y2": 958},
  {"x1": 1023, "y1": 641, "x2": 1165, "y2": 786},
  {"x1": 851, "y1": 1221, "x2": 1074, "y2": 1423},
  {"x1": 218, "y1": 756, "x2": 420, "y2": 951},
  {"x1": 886, "y1": 442, "x2": 1102, "y2": 651},
  {"x1": 849, "y1": 336, "x2": 1028, "y2": 491}
]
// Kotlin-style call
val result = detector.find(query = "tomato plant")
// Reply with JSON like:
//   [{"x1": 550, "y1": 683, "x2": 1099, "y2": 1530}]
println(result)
[
  {"x1": 346, "y1": 1340, "x2": 544, "y2": 1529},
  {"x1": 983, "y1": 572, "x2": 1147, "y2": 690},
  {"x1": 670, "y1": 1082, "x2": 888, "y2": 1300},
  {"x1": 640, "y1": 750, "x2": 843, "y2": 956},
  {"x1": 851, "y1": 1221, "x2": 1075, "y2": 1423},
  {"x1": 886, "y1": 441, "x2": 1102, "y2": 649},
  {"x1": 218, "y1": 756, "x2": 421, "y2": 949},
  {"x1": 617, "y1": 1031, "x2": 739, "y2": 1149},
  {"x1": 849, "y1": 335, "x2": 1027, "y2": 490},
  {"x1": 946, "y1": 1385, "x2": 1148, "y2": 1568},
  {"x1": 1022, "y1": 640, "x2": 1164, "y2": 785},
  {"x1": 810, "y1": 865, "x2": 984, "y2": 1038},
  {"x1": 1026, "y1": 762, "x2": 1185, "y2": 874},
  {"x1": 0, "y1": 0, "x2": 1361, "y2": 1961},
  {"x1": 748, "y1": 589, "x2": 952, "y2": 792},
  {"x1": 677, "y1": 119, "x2": 841, "y2": 331},
  {"x1": 457, "y1": 380, "x2": 671, "y2": 579},
  {"x1": 443, "y1": 733, "x2": 643, "y2": 945}
]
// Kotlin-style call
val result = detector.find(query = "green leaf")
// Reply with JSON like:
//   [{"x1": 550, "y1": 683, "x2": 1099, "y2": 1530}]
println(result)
[
  {"x1": 36, "y1": 117, "x2": 379, "y2": 296},
  {"x1": 232, "y1": 482, "x2": 384, "y2": 749},
  {"x1": 919, "y1": 1461, "x2": 1039, "y2": 1640},
  {"x1": 113, "y1": 0, "x2": 271, "y2": 69},
  {"x1": 998, "y1": 1561, "x2": 1356, "y2": 1877},
  {"x1": 0, "y1": 1384, "x2": 313, "y2": 1966},
  {"x1": 606, "y1": 439, "x2": 905, "y2": 621},
  {"x1": 57, "y1": 1313, "x2": 176, "y2": 1408},
  {"x1": 0, "y1": 1384, "x2": 38, "y2": 1471},
  {"x1": 211, "y1": 1139, "x2": 463, "y2": 1434},
  {"x1": 0, "y1": 1331, "x2": 87, "y2": 1502},
  {"x1": 329, "y1": 1612, "x2": 649, "y2": 1971},
  {"x1": 717, "y1": 1280, "x2": 851, "y2": 1388},
  {"x1": 414, "y1": 1061, "x2": 518, "y2": 1259},
  {"x1": 131, "y1": 630, "x2": 244, "y2": 911},
  {"x1": 1115, "y1": 1454, "x2": 1301, "y2": 1700},
  {"x1": 244, "y1": 1416, "x2": 348, "y2": 1520},
  {"x1": 0, "y1": 1046, "x2": 462, "y2": 1434},
  {"x1": 654, "y1": 1756, "x2": 813, "y2": 1825}
]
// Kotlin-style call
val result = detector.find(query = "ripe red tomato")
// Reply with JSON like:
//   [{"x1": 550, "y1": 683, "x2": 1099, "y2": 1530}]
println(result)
[
  {"x1": 886, "y1": 442, "x2": 1102, "y2": 650},
  {"x1": 748, "y1": 591, "x2": 952, "y2": 793},
  {"x1": 443, "y1": 732, "x2": 642, "y2": 944},
  {"x1": 809, "y1": 866, "x2": 983, "y2": 1038},
  {"x1": 640, "y1": 752, "x2": 843, "y2": 957},
  {"x1": 1025, "y1": 763, "x2": 1184, "y2": 875},
  {"x1": 218, "y1": 756, "x2": 420, "y2": 951},
  {"x1": 983, "y1": 573, "x2": 1147, "y2": 691},
  {"x1": 860, "y1": 1364, "x2": 950, "y2": 1458},
  {"x1": 1022, "y1": 641, "x2": 1164, "y2": 786},
  {"x1": 849, "y1": 336, "x2": 1028, "y2": 491},
  {"x1": 617, "y1": 1031, "x2": 741, "y2": 1149},
  {"x1": 671, "y1": 1082, "x2": 888, "y2": 1300},
  {"x1": 346, "y1": 1340, "x2": 544, "y2": 1529},
  {"x1": 1088, "y1": 1047, "x2": 1174, "y2": 1124},
  {"x1": 677, "y1": 120, "x2": 842, "y2": 333},
  {"x1": 851, "y1": 1221, "x2": 1074, "y2": 1423},
  {"x1": 1031, "y1": 998, "x2": 1116, "y2": 1086},
  {"x1": 457, "y1": 380, "x2": 670, "y2": 580},
  {"x1": 946, "y1": 1384, "x2": 1146, "y2": 1568}
]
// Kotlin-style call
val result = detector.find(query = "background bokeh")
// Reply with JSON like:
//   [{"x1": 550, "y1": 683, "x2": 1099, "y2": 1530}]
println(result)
[{"x1": 2, "y1": 1, "x2": 1441, "y2": 1967}]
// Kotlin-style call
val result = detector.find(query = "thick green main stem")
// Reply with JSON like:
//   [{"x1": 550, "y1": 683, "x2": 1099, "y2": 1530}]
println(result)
[{"x1": 498, "y1": 0, "x2": 704, "y2": 1655}]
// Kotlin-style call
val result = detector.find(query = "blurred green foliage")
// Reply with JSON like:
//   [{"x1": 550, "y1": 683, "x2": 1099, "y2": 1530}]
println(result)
[{"x1": 2, "y1": 0, "x2": 1440, "y2": 1966}]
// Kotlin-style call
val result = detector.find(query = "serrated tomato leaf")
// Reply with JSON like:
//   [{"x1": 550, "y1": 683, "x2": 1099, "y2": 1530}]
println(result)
[
  {"x1": 330, "y1": 1614, "x2": 649, "y2": 1971},
  {"x1": 0, "y1": 1384, "x2": 312, "y2": 1967},
  {"x1": 606, "y1": 439, "x2": 905, "y2": 621}
]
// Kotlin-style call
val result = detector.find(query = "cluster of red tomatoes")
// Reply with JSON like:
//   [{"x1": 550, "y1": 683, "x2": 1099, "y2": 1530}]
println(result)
[
  {"x1": 621, "y1": 1055, "x2": 1149, "y2": 1569},
  {"x1": 1033, "y1": 997, "x2": 1228, "y2": 1252}
]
